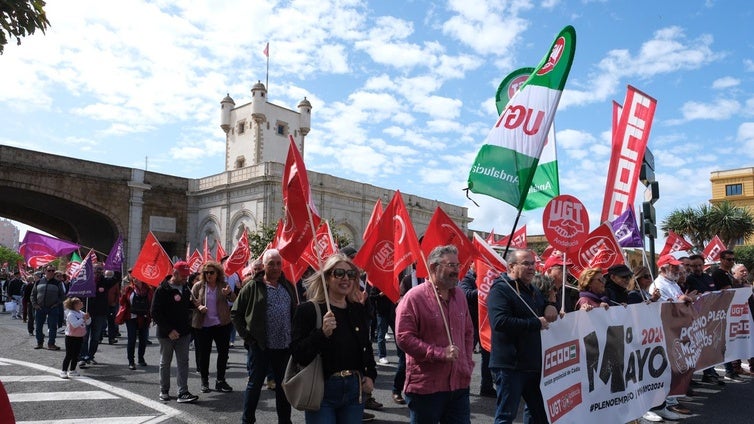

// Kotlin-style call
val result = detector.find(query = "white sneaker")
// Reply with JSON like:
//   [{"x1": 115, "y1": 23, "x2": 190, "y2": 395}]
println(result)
[
  {"x1": 68, "y1": 370, "x2": 80, "y2": 377},
  {"x1": 385, "y1": 334, "x2": 392, "y2": 340},
  {"x1": 642, "y1": 410, "x2": 663, "y2": 422},
  {"x1": 378, "y1": 357, "x2": 389, "y2": 365},
  {"x1": 59, "y1": 371, "x2": 69, "y2": 379},
  {"x1": 655, "y1": 407, "x2": 683, "y2": 421}
]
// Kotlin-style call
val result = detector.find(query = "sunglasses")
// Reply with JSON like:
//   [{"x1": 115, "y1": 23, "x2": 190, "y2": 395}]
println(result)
[
  {"x1": 203, "y1": 270, "x2": 216, "y2": 275},
  {"x1": 638, "y1": 274, "x2": 651, "y2": 279},
  {"x1": 332, "y1": 268, "x2": 358, "y2": 279}
]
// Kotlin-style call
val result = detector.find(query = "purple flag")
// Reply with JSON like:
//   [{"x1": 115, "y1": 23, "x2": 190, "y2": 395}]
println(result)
[
  {"x1": 104, "y1": 235, "x2": 124, "y2": 272},
  {"x1": 68, "y1": 250, "x2": 96, "y2": 298},
  {"x1": 610, "y1": 207, "x2": 644, "y2": 248},
  {"x1": 19, "y1": 231, "x2": 80, "y2": 268}
]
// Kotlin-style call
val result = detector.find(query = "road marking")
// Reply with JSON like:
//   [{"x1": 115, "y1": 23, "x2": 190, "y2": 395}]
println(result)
[
  {"x1": 1, "y1": 358, "x2": 192, "y2": 423},
  {"x1": 10, "y1": 390, "x2": 119, "y2": 402},
  {"x1": 17, "y1": 417, "x2": 158, "y2": 424},
  {"x1": 0, "y1": 375, "x2": 62, "y2": 382}
]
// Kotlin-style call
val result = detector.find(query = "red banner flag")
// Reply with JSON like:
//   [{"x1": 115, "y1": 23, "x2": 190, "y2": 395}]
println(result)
[
  {"x1": 601, "y1": 86, "x2": 657, "y2": 222},
  {"x1": 702, "y1": 235, "x2": 726, "y2": 263},
  {"x1": 486, "y1": 228, "x2": 496, "y2": 245},
  {"x1": 215, "y1": 240, "x2": 227, "y2": 263},
  {"x1": 363, "y1": 199, "x2": 383, "y2": 240},
  {"x1": 493, "y1": 225, "x2": 527, "y2": 249},
  {"x1": 132, "y1": 232, "x2": 173, "y2": 287},
  {"x1": 472, "y1": 233, "x2": 508, "y2": 352},
  {"x1": 416, "y1": 207, "x2": 477, "y2": 278},
  {"x1": 188, "y1": 249, "x2": 203, "y2": 273},
  {"x1": 278, "y1": 135, "x2": 321, "y2": 262},
  {"x1": 301, "y1": 221, "x2": 337, "y2": 270},
  {"x1": 353, "y1": 191, "x2": 422, "y2": 303},
  {"x1": 567, "y1": 223, "x2": 624, "y2": 279},
  {"x1": 659, "y1": 231, "x2": 694, "y2": 257},
  {"x1": 224, "y1": 231, "x2": 250, "y2": 277}
]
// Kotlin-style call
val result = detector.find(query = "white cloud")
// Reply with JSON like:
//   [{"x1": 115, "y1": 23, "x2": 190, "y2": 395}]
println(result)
[
  {"x1": 712, "y1": 76, "x2": 740, "y2": 89},
  {"x1": 677, "y1": 99, "x2": 740, "y2": 122},
  {"x1": 737, "y1": 122, "x2": 754, "y2": 157}
]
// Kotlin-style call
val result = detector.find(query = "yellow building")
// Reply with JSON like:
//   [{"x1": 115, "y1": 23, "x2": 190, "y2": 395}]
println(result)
[{"x1": 710, "y1": 167, "x2": 754, "y2": 245}]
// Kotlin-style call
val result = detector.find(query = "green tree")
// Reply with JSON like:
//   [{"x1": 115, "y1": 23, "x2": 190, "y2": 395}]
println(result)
[
  {"x1": 0, "y1": 245, "x2": 23, "y2": 270},
  {"x1": 708, "y1": 201, "x2": 754, "y2": 248},
  {"x1": 1, "y1": 0, "x2": 50, "y2": 54},
  {"x1": 247, "y1": 224, "x2": 276, "y2": 259},
  {"x1": 661, "y1": 201, "x2": 754, "y2": 251},
  {"x1": 734, "y1": 245, "x2": 754, "y2": 276}
]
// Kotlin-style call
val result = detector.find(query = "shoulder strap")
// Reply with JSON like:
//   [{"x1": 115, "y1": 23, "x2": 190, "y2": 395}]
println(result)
[{"x1": 313, "y1": 301, "x2": 322, "y2": 329}]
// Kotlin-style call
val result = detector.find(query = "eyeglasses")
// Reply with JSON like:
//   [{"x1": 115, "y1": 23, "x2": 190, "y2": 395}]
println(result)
[
  {"x1": 439, "y1": 262, "x2": 461, "y2": 269},
  {"x1": 722, "y1": 257, "x2": 735, "y2": 262},
  {"x1": 332, "y1": 268, "x2": 358, "y2": 279},
  {"x1": 203, "y1": 270, "x2": 216, "y2": 275},
  {"x1": 516, "y1": 261, "x2": 536, "y2": 267}
]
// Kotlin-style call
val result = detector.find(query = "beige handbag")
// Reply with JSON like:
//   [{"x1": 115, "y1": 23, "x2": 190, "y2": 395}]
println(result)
[{"x1": 282, "y1": 302, "x2": 324, "y2": 411}]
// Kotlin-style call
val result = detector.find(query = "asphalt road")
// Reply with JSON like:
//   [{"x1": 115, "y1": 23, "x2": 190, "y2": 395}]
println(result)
[{"x1": 1, "y1": 308, "x2": 751, "y2": 423}]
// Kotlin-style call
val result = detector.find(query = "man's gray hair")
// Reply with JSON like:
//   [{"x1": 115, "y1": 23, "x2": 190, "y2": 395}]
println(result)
[
  {"x1": 504, "y1": 249, "x2": 527, "y2": 265},
  {"x1": 262, "y1": 248, "x2": 281, "y2": 265},
  {"x1": 427, "y1": 245, "x2": 459, "y2": 266}
]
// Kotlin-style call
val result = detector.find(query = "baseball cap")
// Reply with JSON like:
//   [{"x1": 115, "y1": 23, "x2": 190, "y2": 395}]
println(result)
[
  {"x1": 657, "y1": 254, "x2": 681, "y2": 268},
  {"x1": 173, "y1": 261, "x2": 191, "y2": 277},
  {"x1": 607, "y1": 264, "x2": 633, "y2": 278}
]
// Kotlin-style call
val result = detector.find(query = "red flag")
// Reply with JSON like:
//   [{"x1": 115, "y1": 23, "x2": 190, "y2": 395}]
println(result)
[
  {"x1": 132, "y1": 232, "x2": 173, "y2": 287},
  {"x1": 363, "y1": 199, "x2": 384, "y2": 240},
  {"x1": 659, "y1": 231, "x2": 694, "y2": 257},
  {"x1": 416, "y1": 207, "x2": 477, "y2": 278},
  {"x1": 278, "y1": 135, "x2": 321, "y2": 262},
  {"x1": 472, "y1": 233, "x2": 507, "y2": 352},
  {"x1": 601, "y1": 86, "x2": 657, "y2": 222},
  {"x1": 263, "y1": 42, "x2": 269, "y2": 57},
  {"x1": 493, "y1": 225, "x2": 527, "y2": 249},
  {"x1": 702, "y1": 235, "x2": 726, "y2": 263},
  {"x1": 203, "y1": 236, "x2": 209, "y2": 263},
  {"x1": 485, "y1": 229, "x2": 496, "y2": 245},
  {"x1": 301, "y1": 221, "x2": 337, "y2": 270},
  {"x1": 188, "y1": 249, "x2": 203, "y2": 273},
  {"x1": 215, "y1": 239, "x2": 227, "y2": 263},
  {"x1": 353, "y1": 191, "x2": 421, "y2": 303},
  {"x1": 567, "y1": 223, "x2": 624, "y2": 279},
  {"x1": 224, "y1": 230, "x2": 251, "y2": 277}
]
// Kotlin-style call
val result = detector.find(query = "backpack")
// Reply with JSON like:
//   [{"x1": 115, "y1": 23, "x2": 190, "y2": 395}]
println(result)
[{"x1": 131, "y1": 292, "x2": 150, "y2": 315}]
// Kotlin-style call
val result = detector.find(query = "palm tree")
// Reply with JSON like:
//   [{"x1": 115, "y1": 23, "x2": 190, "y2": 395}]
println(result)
[
  {"x1": 708, "y1": 201, "x2": 754, "y2": 248},
  {"x1": 662, "y1": 202, "x2": 754, "y2": 250}
]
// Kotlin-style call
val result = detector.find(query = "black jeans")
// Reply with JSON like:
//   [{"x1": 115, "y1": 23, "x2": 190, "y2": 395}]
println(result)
[
  {"x1": 195, "y1": 323, "x2": 232, "y2": 383},
  {"x1": 125, "y1": 318, "x2": 149, "y2": 364},
  {"x1": 242, "y1": 346, "x2": 291, "y2": 424}
]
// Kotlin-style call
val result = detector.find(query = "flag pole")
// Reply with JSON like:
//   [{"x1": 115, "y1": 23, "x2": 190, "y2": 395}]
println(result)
[{"x1": 265, "y1": 42, "x2": 269, "y2": 92}]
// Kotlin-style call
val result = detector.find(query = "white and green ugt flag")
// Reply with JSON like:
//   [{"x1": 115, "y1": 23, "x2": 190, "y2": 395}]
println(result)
[
  {"x1": 468, "y1": 25, "x2": 575, "y2": 210},
  {"x1": 495, "y1": 67, "x2": 561, "y2": 211}
]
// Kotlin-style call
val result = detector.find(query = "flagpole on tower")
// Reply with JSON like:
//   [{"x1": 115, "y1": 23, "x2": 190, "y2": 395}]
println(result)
[{"x1": 263, "y1": 42, "x2": 269, "y2": 92}]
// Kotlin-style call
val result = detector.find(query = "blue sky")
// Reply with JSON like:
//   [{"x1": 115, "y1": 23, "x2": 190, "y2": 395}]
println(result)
[{"x1": 1, "y1": 0, "x2": 753, "y2": 250}]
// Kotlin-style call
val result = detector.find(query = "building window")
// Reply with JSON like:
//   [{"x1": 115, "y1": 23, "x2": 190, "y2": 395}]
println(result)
[
  {"x1": 725, "y1": 183, "x2": 743, "y2": 196},
  {"x1": 235, "y1": 156, "x2": 245, "y2": 169},
  {"x1": 275, "y1": 121, "x2": 289, "y2": 136},
  {"x1": 237, "y1": 121, "x2": 246, "y2": 134}
]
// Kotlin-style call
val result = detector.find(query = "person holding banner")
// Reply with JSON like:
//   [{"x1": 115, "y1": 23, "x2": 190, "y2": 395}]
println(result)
[
  {"x1": 488, "y1": 249, "x2": 557, "y2": 424},
  {"x1": 626, "y1": 266, "x2": 660, "y2": 304},
  {"x1": 575, "y1": 268, "x2": 611, "y2": 312},
  {"x1": 395, "y1": 245, "x2": 474, "y2": 423},
  {"x1": 648, "y1": 255, "x2": 696, "y2": 304}
]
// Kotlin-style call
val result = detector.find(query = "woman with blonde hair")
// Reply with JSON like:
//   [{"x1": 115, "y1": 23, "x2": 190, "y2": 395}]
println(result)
[
  {"x1": 575, "y1": 268, "x2": 610, "y2": 311},
  {"x1": 191, "y1": 260, "x2": 237, "y2": 394},
  {"x1": 290, "y1": 253, "x2": 377, "y2": 423}
]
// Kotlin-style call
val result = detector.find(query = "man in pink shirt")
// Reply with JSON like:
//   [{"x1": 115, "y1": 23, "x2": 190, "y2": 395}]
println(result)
[{"x1": 396, "y1": 245, "x2": 474, "y2": 423}]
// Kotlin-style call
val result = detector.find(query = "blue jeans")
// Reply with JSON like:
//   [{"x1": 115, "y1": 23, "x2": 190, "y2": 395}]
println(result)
[
  {"x1": 35, "y1": 305, "x2": 60, "y2": 346},
  {"x1": 492, "y1": 368, "x2": 548, "y2": 424},
  {"x1": 376, "y1": 312, "x2": 391, "y2": 358},
  {"x1": 125, "y1": 318, "x2": 149, "y2": 364},
  {"x1": 242, "y1": 345, "x2": 291, "y2": 424},
  {"x1": 304, "y1": 374, "x2": 364, "y2": 423},
  {"x1": 404, "y1": 388, "x2": 470, "y2": 424},
  {"x1": 80, "y1": 315, "x2": 107, "y2": 361},
  {"x1": 393, "y1": 345, "x2": 406, "y2": 395},
  {"x1": 480, "y1": 348, "x2": 493, "y2": 392}
]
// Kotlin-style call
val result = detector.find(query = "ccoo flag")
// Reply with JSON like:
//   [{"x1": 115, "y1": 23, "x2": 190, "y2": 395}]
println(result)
[
  {"x1": 495, "y1": 67, "x2": 560, "y2": 211},
  {"x1": 468, "y1": 26, "x2": 575, "y2": 210}
]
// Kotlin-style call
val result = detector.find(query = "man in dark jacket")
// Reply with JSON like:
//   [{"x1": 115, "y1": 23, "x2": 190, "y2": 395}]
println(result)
[
  {"x1": 31, "y1": 266, "x2": 65, "y2": 350},
  {"x1": 604, "y1": 264, "x2": 633, "y2": 305},
  {"x1": 231, "y1": 248, "x2": 297, "y2": 424},
  {"x1": 78, "y1": 265, "x2": 115, "y2": 366},
  {"x1": 459, "y1": 265, "x2": 495, "y2": 397},
  {"x1": 487, "y1": 249, "x2": 557, "y2": 424},
  {"x1": 151, "y1": 261, "x2": 198, "y2": 403}
]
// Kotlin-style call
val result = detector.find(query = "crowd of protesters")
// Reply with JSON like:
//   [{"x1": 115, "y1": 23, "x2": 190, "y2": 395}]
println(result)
[{"x1": 3, "y1": 245, "x2": 753, "y2": 424}]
